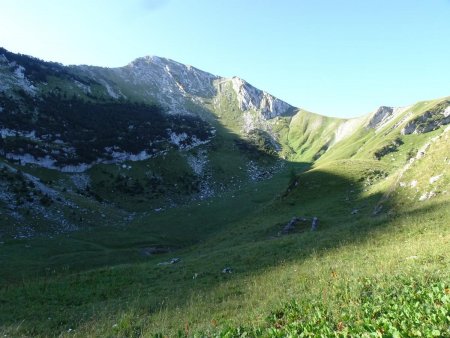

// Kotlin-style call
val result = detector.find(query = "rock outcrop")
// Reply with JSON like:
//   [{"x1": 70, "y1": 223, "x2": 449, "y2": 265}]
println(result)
[
  {"x1": 281, "y1": 216, "x2": 300, "y2": 234},
  {"x1": 366, "y1": 106, "x2": 409, "y2": 131},
  {"x1": 402, "y1": 102, "x2": 450, "y2": 135},
  {"x1": 111, "y1": 56, "x2": 220, "y2": 114},
  {"x1": 229, "y1": 77, "x2": 293, "y2": 119}
]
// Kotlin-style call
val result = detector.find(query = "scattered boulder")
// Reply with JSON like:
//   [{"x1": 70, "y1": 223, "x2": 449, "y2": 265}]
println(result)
[
  {"x1": 279, "y1": 216, "x2": 311, "y2": 235},
  {"x1": 419, "y1": 191, "x2": 436, "y2": 201},
  {"x1": 351, "y1": 209, "x2": 359, "y2": 215},
  {"x1": 311, "y1": 217, "x2": 319, "y2": 231},
  {"x1": 281, "y1": 216, "x2": 300, "y2": 234},
  {"x1": 429, "y1": 174, "x2": 442, "y2": 184},
  {"x1": 222, "y1": 267, "x2": 233, "y2": 274},
  {"x1": 157, "y1": 257, "x2": 180, "y2": 266}
]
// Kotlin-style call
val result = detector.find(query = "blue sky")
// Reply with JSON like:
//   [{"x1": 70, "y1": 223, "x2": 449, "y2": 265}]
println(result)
[{"x1": 1, "y1": 0, "x2": 449, "y2": 117}]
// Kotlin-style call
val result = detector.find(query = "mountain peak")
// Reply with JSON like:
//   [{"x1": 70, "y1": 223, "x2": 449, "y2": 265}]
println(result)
[
  {"x1": 128, "y1": 55, "x2": 213, "y2": 77},
  {"x1": 366, "y1": 105, "x2": 410, "y2": 130},
  {"x1": 119, "y1": 54, "x2": 219, "y2": 111}
]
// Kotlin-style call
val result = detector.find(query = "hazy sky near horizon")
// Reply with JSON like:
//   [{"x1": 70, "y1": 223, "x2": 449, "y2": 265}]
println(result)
[{"x1": 1, "y1": 0, "x2": 449, "y2": 117}]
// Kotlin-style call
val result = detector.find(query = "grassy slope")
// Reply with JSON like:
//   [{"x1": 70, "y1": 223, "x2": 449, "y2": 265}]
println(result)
[
  {"x1": 317, "y1": 97, "x2": 450, "y2": 164},
  {"x1": 1, "y1": 112, "x2": 449, "y2": 336},
  {"x1": 286, "y1": 110, "x2": 342, "y2": 162}
]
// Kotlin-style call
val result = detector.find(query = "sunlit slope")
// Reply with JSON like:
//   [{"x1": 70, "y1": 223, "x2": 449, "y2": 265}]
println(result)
[
  {"x1": 317, "y1": 96, "x2": 450, "y2": 165},
  {"x1": 285, "y1": 110, "x2": 343, "y2": 161}
]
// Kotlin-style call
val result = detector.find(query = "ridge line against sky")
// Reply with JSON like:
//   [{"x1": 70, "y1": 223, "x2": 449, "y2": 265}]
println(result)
[{"x1": 1, "y1": 0, "x2": 449, "y2": 118}]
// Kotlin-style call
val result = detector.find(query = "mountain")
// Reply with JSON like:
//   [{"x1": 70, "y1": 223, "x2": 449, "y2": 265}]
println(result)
[
  {"x1": 1, "y1": 46, "x2": 449, "y2": 234},
  {"x1": 0, "y1": 48, "x2": 449, "y2": 337}
]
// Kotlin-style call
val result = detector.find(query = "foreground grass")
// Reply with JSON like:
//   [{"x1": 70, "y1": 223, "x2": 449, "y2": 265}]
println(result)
[
  {"x1": 1, "y1": 147, "x2": 449, "y2": 337},
  {"x1": 220, "y1": 278, "x2": 449, "y2": 337},
  {"x1": 1, "y1": 192, "x2": 448, "y2": 337}
]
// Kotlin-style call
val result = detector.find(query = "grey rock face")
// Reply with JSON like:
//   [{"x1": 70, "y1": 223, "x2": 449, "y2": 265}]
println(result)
[
  {"x1": 401, "y1": 104, "x2": 450, "y2": 135},
  {"x1": 366, "y1": 106, "x2": 409, "y2": 131},
  {"x1": 230, "y1": 77, "x2": 293, "y2": 119},
  {"x1": 367, "y1": 106, "x2": 394, "y2": 129},
  {"x1": 113, "y1": 56, "x2": 219, "y2": 113},
  {"x1": 0, "y1": 54, "x2": 37, "y2": 95}
]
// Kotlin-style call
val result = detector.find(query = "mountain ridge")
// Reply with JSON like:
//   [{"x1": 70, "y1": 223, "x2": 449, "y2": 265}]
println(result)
[
  {"x1": 3, "y1": 47, "x2": 444, "y2": 120},
  {"x1": 0, "y1": 46, "x2": 449, "y2": 240},
  {"x1": 1, "y1": 47, "x2": 449, "y2": 165}
]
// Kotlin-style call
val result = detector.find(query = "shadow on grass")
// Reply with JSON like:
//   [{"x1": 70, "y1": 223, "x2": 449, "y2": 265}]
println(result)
[{"x1": 0, "y1": 107, "x2": 311, "y2": 281}]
